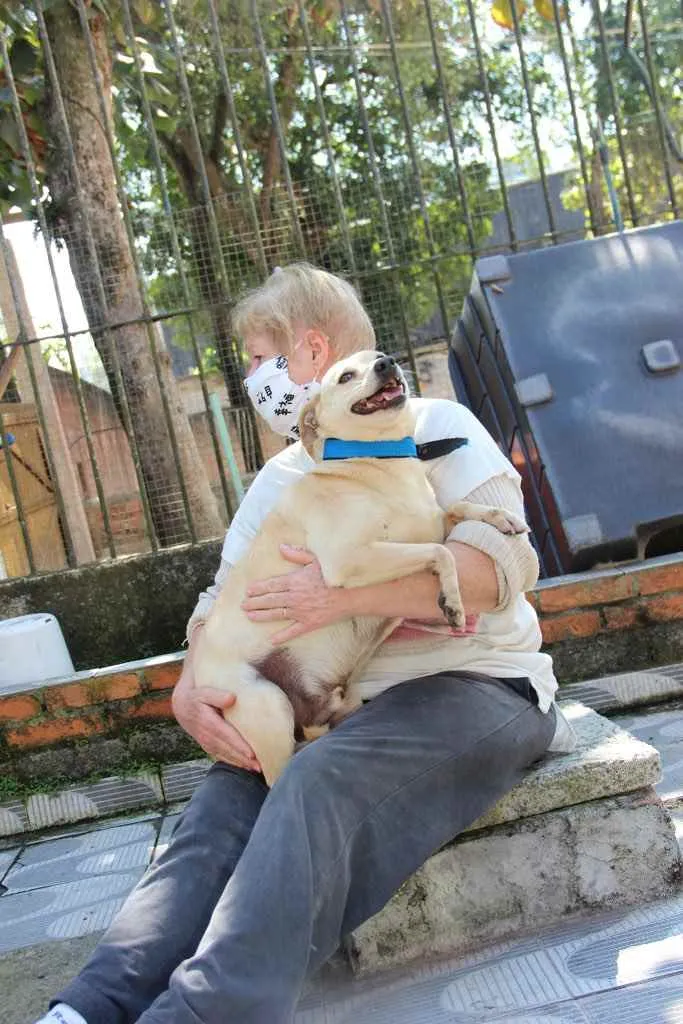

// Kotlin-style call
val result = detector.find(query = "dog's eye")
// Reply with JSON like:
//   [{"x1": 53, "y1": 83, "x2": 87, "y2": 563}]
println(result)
[{"x1": 338, "y1": 371, "x2": 356, "y2": 384}]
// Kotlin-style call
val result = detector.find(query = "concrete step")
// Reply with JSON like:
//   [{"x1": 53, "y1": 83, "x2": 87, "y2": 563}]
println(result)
[
  {"x1": 349, "y1": 703, "x2": 682, "y2": 976},
  {"x1": 561, "y1": 661, "x2": 683, "y2": 715},
  {"x1": 613, "y1": 702, "x2": 683, "y2": 806}
]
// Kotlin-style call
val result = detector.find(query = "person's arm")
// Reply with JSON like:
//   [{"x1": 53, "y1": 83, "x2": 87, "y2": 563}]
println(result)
[
  {"x1": 185, "y1": 558, "x2": 231, "y2": 644},
  {"x1": 243, "y1": 474, "x2": 539, "y2": 644},
  {"x1": 340, "y1": 539, "x2": 498, "y2": 620}
]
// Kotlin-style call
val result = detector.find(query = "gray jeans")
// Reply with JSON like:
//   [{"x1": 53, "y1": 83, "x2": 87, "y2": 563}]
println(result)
[{"x1": 56, "y1": 672, "x2": 556, "y2": 1024}]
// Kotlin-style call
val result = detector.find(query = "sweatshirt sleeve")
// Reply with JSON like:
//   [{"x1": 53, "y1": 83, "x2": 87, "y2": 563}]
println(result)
[
  {"x1": 185, "y1": 558, "x2": 231, "y2": 643},
  {"x1": 448, "y1": 474, "x2": 540, "y2": 611}
]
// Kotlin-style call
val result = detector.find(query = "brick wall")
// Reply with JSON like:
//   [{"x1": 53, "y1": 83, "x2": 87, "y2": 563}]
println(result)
[
  {"x1": 0, "y1": 656, "x2": 183, "y2": 753},
  {"x1": 1, "y1": 554, "x2": 681, "y2": 786},
  {"x1": 530, "y1": 556, "x2": 683, "y2": 642}
]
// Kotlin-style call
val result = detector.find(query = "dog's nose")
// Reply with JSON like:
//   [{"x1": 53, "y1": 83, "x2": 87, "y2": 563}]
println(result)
[{"x1": 374, "y1": 355, "x2": 397, "y2": 377}]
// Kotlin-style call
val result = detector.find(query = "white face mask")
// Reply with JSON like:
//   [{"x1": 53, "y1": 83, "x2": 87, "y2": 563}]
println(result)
[{"x1": 243, "y1": 355, "x2": 321, "y2": 440}]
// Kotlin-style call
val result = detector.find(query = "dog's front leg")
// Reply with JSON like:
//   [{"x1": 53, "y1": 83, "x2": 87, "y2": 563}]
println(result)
[
  {"x1": 320, "y1": 541, "x2": 464, "y2": 629},
  {"x1": 446, "y1": 501, "x2": 528, "y2": 536}
]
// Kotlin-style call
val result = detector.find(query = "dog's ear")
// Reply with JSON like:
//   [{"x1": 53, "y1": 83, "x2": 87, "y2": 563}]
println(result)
[{"x1": 298, "y1": 394, "x2": 321, "y2": 456}]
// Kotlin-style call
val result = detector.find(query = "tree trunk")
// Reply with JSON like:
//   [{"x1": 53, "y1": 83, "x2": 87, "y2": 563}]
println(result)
[{"x1": 43, "y1": 3, "x2": 223, "y2": 546}]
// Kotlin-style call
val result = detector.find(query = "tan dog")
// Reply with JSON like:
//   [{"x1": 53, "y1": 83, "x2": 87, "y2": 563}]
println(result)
[{"x1": 194, "y1": 350, "x2": 526, "y2": 785}]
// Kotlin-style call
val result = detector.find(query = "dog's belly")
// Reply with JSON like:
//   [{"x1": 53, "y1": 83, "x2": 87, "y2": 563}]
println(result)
[
  {"x1": 253, "y1": 617, "x2": 383, "y2": 729},
  {"x1": 254, "y1": 648, "x2": 332, "y2": 729}
]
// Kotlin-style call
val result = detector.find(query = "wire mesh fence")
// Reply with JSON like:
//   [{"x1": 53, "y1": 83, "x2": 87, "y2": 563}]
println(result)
[{"x1": 0, "y1": 0, "x2": 680, "y2": 578}]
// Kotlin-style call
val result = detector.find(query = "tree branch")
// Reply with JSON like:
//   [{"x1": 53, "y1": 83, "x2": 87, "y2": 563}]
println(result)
[
  {"x1": 159, "y1": 131, "x2": 199, "y2": 203},
  {"x1": 259, "y1": 37, "x2": 300, "y2": 229},
  {"x1": 209, "y1": 88, "x2": 229, "y2": 164}
]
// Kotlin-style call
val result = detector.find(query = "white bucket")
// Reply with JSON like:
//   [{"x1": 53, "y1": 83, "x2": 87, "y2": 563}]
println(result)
[{"x1": 0, "y1": 613, "x2": 75, "y2": 691}]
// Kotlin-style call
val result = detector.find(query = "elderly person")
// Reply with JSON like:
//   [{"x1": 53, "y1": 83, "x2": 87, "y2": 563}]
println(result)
[{"x1": 38, "y1": 264, "x2": 572, "y2": 1024}]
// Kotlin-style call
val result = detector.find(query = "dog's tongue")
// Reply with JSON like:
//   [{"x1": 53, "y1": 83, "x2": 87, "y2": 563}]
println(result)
[{"x1": 366, "y1": 381, "x2": 402, "y2": 408}]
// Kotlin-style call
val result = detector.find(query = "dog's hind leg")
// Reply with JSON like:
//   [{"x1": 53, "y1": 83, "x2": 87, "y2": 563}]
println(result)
[{"x1": 225, "y1": 666, "x2": 296, "y2": 788}]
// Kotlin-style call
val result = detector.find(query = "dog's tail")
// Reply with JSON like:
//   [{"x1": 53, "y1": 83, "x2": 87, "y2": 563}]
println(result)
[{"x1": 225, "y1": 666, "x2": 296, "y2": 788}]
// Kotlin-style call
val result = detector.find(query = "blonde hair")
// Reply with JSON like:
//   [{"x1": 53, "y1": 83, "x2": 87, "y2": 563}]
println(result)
[{"x1": 231, "y1": 262, "x2": 375, "y2": 357}]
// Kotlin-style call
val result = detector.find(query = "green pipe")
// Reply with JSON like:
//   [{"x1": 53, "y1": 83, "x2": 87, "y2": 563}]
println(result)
[{"x1": 209, "y1": 392, "x2": 246, "y2": 506}]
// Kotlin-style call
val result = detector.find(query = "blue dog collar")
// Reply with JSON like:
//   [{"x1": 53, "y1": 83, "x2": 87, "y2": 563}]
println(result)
[
  {"x1": 322, "y1": 436, "x2": 469, "y2": 461},
  {"x1": 323, "y1": 437, "x2": 417, "y2": 460}
]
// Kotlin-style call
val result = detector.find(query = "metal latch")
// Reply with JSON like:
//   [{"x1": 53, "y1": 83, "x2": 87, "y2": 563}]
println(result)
[{"x1": 641, "y1": 339, "x2": 680, "y2": 374}]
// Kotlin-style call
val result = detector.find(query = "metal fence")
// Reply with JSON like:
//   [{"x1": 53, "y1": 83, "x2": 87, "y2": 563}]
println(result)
[{"x1": 0, "y1": 0, "x2": 680, "y2": 578}]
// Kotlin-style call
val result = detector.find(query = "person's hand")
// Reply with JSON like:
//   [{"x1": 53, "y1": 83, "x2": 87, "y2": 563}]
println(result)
[
  {"x1": 172, "y1": 662, "x2": 262, "y2": 773},
  {"x1": 241, "y1": 545, "x2": 348, "y2": 644}
]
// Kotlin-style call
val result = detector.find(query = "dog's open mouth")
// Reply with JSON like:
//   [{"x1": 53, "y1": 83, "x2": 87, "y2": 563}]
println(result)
[{"x1": 351, "y1": 378, "x2": 406, "y2": 415}]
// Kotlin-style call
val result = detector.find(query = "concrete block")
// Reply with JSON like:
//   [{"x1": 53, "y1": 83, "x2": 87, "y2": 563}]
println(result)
[
  {"x1": 561, "y1": 663, "x2": 683, "y2": 713},
  {"x1": 349, "y1": 788, "x2": 681, "y2": 976},
  {"x1": 25, "y1": 771, "x2": 163, "y2": 831},
  {"x1": 468, "y1": 702, "x2": 660, "y2": 833}
]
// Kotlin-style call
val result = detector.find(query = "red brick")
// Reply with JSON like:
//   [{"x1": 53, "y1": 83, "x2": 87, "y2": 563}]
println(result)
[
  {"x1": 541, "y1": 610, "x2": 601, "y2": 644},
  {"x1": 145, "y1": 662, "x2": 183, "y2": 692},
  {"x1": 603, "y1": 604, "x2": 641, "y2": 631},
  {"x1": 6, "y1": 715, "x2": 104, "y2": 749},
  {"x1": 127, "y1": 695, "x2": 174, "y2": 721},
  {"x1": 636, "y1": 562, "x2": 683, "y2": 596},
  {"x1": 44, "y1": 672, "x2": 141, "y2": 711},
  {"x1": 538, "y1": 574, "x2": 633, "y2": 614},
  {"x1": 525, "y1": 591, "x2": 539, "y2": 610},
  {"x1": 642, "y1": 594, "x2": 683, "y2": 623},
  {"x1": 0, "y1": 693, "x2": 42, "y2": 723}
]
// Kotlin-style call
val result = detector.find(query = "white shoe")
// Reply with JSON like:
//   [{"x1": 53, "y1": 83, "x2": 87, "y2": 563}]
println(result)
[{"x1": 35, "y1": 1004, "x2": 87, "y2": 1024}]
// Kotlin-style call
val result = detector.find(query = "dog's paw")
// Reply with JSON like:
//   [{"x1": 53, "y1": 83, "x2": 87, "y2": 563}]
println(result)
[
  {"x1": 438, "y1": 591, "x2": 466, "y2": 631},
  {"x1": 483, "y1": 508, "x2": 529, "y2": 535}
]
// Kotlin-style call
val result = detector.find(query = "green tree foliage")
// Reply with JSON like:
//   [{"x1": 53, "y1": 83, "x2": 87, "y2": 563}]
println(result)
[
  {"x1": 0, "y1": 0, "x2": 562, "y2": 364},
  {"x1": 1, "y1": 0, "x2": 679, "y2": 372}
]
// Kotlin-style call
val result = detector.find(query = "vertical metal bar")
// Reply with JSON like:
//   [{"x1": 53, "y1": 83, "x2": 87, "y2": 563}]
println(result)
[
  {"x1": 75, "y1": 0, "x2": 197, "y2": 544},
  {"x1": 562, "y1": 2, "x2": 611, "y2": 231},
  {"x1": 0, "y1": 218, "x2": 75, "y2": 567},
  {"x1": 589, "y1": 0, "x2": 639, "y2": 225},
  {"x1": 206, "y1": 0, "x2": 269, "y2": 279},
  {"x1": 623, "y1": 0, "x2": 635, "y2": 47},
  {"x1": 160, "y1": 0, "x2": 264, "y2": 471},
  {"x1": 635, "y1": 0, "x2": 679, "y2": 217},
  {"x1": 507, "y1": 0, "x2": 557, "y2": 239},
  {"x1": 0, "y1": 368, "x2": 36, "y2": 574},
  {"x1": 462, "y1": 0, "x2": 518, "y2": 251},
  {"x1": 248, "y1": 0, "x2": 306, "y2": 257},
  {"x1": 0, "y1": 28, "x2": 116, "y2": 560},
  {"x1": 296, "y1": 0, "x2": 358, "y2": 277},
  {"x1": 160, "y1": 0, "x2": 232, "y2": 286},
  {"x1": 337, "y1": 0, "x2": 420, "y2": 390},
  {"x1": 422, "y1": 0, "x2": 477, "y2": 256},
  {"x1": 379, "y1": 0, "x2": 452, "y2": 342},
  {"x1": 549, "y1": 0, "x2": 598, "y2": 236},
  {"x1": 597, "y1": 116, "x2": 625, "y2": 230},
  {"x1": 119, "y1": 0, "x2": 234, "y2": 522}
]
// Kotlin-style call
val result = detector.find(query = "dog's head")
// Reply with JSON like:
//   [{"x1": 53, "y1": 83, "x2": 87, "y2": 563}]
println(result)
[{"x1": 299, "y1": 350, "x2": 415, "y2": 459}]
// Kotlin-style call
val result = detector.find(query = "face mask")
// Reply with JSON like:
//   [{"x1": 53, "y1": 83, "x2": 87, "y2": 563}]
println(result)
[{"x1": 243, "y1": 355, "x2": 321, "y2": 440}]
